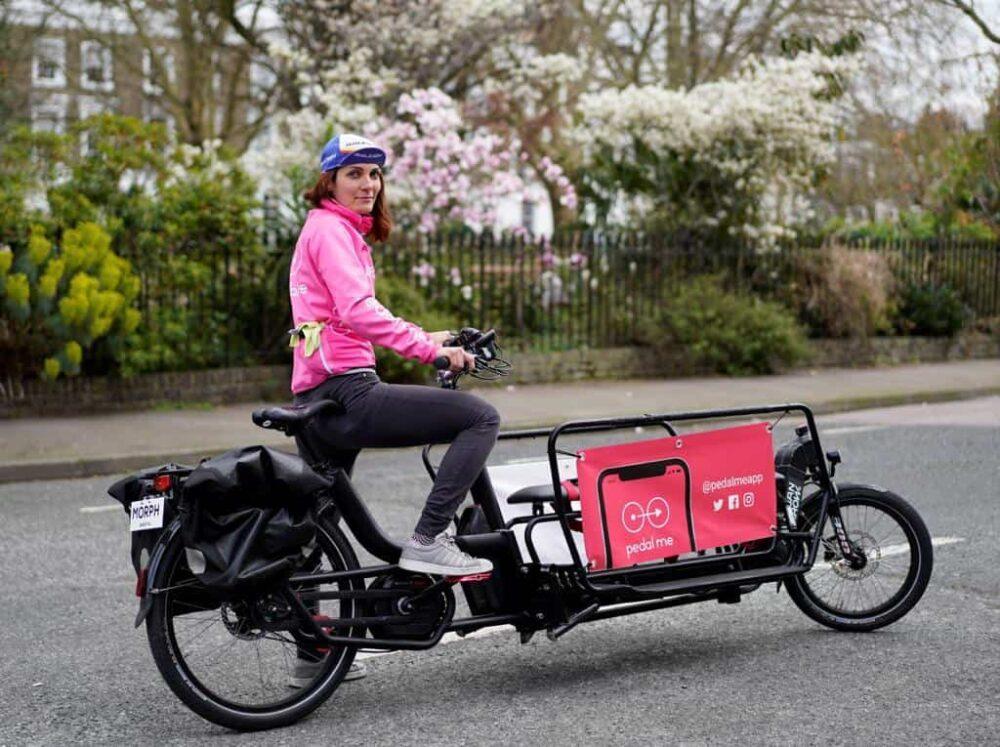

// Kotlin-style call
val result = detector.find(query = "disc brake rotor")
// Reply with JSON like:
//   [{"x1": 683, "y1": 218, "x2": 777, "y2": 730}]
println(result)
[
  {"x1": 220, "y1": 600, "x2": 265, "y2": 640},
  {"x1": 828, "y1": 531, "x2": 880, "y2": 580}
]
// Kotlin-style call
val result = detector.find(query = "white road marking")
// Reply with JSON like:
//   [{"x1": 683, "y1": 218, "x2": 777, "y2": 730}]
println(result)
[
  {"x1": 80, "y1": 504, "x2": 120, "y2": 514},
  {"x1": 876, "y1": 536, "x2": 965, "y2": 558},
  {"x1": 357, "y1": 625, "x2": 515, "y2": 660},
  {"x1": 820, "y1": 426, "x2": 885, "y2": 436}
]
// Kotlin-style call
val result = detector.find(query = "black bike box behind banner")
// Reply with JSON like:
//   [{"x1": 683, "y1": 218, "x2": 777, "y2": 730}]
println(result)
[{"x1": 179, "y1": 446, "x2": 331, "y2": 591}]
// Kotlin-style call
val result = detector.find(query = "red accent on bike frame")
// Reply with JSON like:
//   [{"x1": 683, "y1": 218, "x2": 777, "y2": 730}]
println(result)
[
  {"x1": 312, "y1": 615, "x2": 335, "y2": 654},
  {"x1": 561, "y1": 480, "x2": 580, "y2": 501},
  {"x1": 577, "y1": 422, "x2": 777, "y2": 570},
  {"x1": 445, "y1": 572, "x2": 492, "y2": 584},
  {"x1": 561, "y1": 480, "x2": 584, "y2": 531}
]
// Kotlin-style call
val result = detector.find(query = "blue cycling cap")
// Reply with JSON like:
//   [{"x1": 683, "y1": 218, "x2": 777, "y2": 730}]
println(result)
[{"x1": 319, "y1": 134, "x2": 387, "y2": 172}]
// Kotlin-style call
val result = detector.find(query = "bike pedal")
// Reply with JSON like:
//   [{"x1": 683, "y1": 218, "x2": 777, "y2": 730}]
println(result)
[
  {"x1": 311, "y1": 615, "x2": 334, "y2": 654},
  {"x1": 445, "y1": 571, "x2": 492, "y2": 584}
]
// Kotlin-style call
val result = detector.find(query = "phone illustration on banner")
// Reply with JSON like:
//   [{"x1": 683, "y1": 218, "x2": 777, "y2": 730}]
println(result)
[{"x1": 596, "y1": 459, "x2": 694, "y2": 567}]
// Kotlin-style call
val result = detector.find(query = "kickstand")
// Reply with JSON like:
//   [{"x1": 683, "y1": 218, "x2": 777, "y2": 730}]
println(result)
[{"x1": 546, "y1": 602, "x2": 600, "y2": 641}]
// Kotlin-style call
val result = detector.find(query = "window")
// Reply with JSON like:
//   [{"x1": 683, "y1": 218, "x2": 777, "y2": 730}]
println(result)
[
  {"x1": 80, "y1": 41, "x2": 113, "y2": 91},
  {"x1": 213, "y1": 67, "x2": 226, "y2": 134},
  {"x1": 520, "y1": 198, "x2": 536, "y2": 234},
  {"x1": 247, "y1": 59, "x2": 275, "y2": 122},
  {"x1": 31, "y1": 93, "x2": 68, "y2": 133},
  {"x1": 33, "y1": 37, "x2": 66, "y2": 88},
  {"x1": 77, "y1": 95, "x2": 108, "y2": 153},
  {"x1": 143, "y1": 96, "x2": 174, "y2": 135},
  {"x1": 142, "y1": 47, "x2": 174, "y2": 96}
]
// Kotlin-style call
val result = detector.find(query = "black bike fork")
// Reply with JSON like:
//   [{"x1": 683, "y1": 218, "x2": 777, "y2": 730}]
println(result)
[{"x1": 823, "y1": 483, "x2": 862, "y2": 561}]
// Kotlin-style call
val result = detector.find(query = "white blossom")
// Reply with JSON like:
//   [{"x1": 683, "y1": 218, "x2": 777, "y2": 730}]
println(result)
[{"x1": 573, "y1": 52, "x2": 856, "y2": 245}]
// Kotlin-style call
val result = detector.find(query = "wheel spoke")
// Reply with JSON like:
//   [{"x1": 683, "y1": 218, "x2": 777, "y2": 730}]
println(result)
[
  {"x1": 798, "y1": 496, "x2": 924, "y2": 621},
  {"x1": 155, "y1": 519, "x2": 358, "y2": 713}
]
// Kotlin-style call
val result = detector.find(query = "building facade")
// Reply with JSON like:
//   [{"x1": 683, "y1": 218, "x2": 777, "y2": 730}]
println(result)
[{"x1": 4, "y1": 3, "x2": 259, "y2": 148}]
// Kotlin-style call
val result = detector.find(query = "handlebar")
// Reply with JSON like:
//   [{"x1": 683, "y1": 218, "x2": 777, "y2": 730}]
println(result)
[{"x1": 433, "y1": 327, "x2": 510, "y2": 389}]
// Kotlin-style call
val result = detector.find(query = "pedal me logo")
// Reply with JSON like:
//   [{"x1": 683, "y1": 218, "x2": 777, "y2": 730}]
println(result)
[{"x1": 620, "y1": 497, "x2": 675, "y2": 559}]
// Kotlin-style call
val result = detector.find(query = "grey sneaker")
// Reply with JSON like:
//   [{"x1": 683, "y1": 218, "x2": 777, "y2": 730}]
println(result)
[
  {"x1": 288, "y1": 659, "x2": 367, "y2": 688},
  {"x1": 398, "y1": 534, "x2": 493, "y2": 576}
]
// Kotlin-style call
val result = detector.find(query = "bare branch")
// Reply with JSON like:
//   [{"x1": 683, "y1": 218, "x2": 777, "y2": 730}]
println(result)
[{"x1": 940, "y1": 0, "x2": 1000, "y2": 44}]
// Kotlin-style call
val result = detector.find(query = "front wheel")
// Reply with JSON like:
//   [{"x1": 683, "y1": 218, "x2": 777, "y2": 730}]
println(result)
[
  {"x1": 786, "y1": 485, "x2": 933, "y2": 632},
  {"x1": 146, "y1": 516, "x2": 361, "y2": 731}
]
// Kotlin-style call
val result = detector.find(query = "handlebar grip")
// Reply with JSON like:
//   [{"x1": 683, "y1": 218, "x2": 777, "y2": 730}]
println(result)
[
  {"x1": 473, "y1": 329, "x2": 496, "y2": 347},
  {"x1": 433, "y1": 356, "x2": 450, "y2": 370}
]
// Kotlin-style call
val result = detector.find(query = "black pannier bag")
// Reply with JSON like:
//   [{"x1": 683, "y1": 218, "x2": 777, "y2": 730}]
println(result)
[
  {"x1": 108, "y1": 462, "x2": 193, "y2": 577},
  {"x1": 179, "y1": 445, "x2": 333, "y2": 591}
]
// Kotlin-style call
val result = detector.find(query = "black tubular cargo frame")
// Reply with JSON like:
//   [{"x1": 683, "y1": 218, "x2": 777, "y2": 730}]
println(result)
[
  {"x1": 534, "y1": 403, "x2": 834, "y2": 598},
  {"x1": 284, "y1": 402, "x2": 838, "y2": 650}
]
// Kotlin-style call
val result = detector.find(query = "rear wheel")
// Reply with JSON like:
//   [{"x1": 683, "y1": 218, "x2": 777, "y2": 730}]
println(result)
[
  {"x1": 146, "y1": 517, "x2": 361, "y2": 731},
  {"x1": 786, "y1": 486, "x2": 933, "y2": 632}
]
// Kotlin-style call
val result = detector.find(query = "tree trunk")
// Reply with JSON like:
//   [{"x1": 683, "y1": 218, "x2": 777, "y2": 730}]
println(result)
[{"x1": 666, "y1": 0, "x2": 684, "y2": 89}]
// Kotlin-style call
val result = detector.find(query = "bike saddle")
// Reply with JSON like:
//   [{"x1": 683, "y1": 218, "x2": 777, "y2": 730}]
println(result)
[
  {"x1": 506, "y1": 481, "x2": 580, "y2": 506},
  {"x1": 251, "y1": 400, "x2": 344, "y2": 435}
]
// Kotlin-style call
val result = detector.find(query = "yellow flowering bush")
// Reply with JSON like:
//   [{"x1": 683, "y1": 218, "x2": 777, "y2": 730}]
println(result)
[
  {"x1": 4, "y1": 273, "x2": 30, "y2": 307},
  {"x1": 0, "y1": 221, "x2": 141, "y2": 380}
]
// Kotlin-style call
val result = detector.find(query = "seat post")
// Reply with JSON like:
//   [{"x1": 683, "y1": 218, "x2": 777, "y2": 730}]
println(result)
[
  {"x1": 293, "y1": 432, "x2": 323, "y2": 468},
  {"x1": 469, "y1": 469, "x2": 506, "y2": 530}
]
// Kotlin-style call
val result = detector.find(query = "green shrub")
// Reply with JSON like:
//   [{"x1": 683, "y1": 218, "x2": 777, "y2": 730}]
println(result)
[
  {"x1": 823, "y1": 211, "x2": 997, "y2": 242},
  {"x1": 896, "y1": 282, "x2": 971, "y2": 336},
  {"x1": 1, "y1": 117, "x2": 269, "y2": 377},
  {"x1": 0, "y1": 222, "x2": 140, "y2": 379},
  {"x1": 374, "y1": 274, "x2": 461, "y2": 383},
  {"x1": 640, "y1": 276, "x2": 809, "y2": 375},
  {"x1": 777, "y1": 245, "x2": 896, "y2": 338}
]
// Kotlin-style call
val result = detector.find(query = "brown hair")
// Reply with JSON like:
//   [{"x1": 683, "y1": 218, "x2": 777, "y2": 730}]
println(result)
[{"x1": 303, "y1": 169, "x2": 393, "y2": 243}]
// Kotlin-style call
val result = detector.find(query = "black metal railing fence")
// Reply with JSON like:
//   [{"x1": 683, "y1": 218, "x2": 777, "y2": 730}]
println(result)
[{"x1": 126, "y1": 231, "x2": 1000, "y2": 369}]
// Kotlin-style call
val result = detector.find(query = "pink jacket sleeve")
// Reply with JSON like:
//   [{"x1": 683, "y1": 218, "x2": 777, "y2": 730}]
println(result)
[{"x1": 311, "y1": 223, "x2": 440, "y2": 364}]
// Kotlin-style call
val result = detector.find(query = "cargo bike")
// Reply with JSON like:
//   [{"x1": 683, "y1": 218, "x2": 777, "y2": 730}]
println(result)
[{"x1": 109, "y1": 329, "x2": 933, "y2": 731}]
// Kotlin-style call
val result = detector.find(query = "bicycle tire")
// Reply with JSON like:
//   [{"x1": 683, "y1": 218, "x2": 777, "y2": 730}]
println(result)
[
  {"x1": 786, "y1": 485, "x2": 933, "y2": 632},
  {"x1": 146, "y1": 516, "x2": 361, "y2": 731}
]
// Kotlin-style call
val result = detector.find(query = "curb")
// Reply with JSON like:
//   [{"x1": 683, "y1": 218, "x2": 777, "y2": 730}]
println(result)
[{"x1": 2, "y1": 386, "x2": 997, "y2": 485}]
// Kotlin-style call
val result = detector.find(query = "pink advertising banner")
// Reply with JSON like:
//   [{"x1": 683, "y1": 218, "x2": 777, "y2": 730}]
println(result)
[{"x1": 576, "y1": 423, "x2": 777, "y2": 570}]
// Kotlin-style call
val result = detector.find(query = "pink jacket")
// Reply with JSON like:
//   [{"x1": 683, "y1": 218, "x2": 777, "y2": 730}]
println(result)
[{"x1": 289, "y1": 199, "x2": 439, "y2": 393}]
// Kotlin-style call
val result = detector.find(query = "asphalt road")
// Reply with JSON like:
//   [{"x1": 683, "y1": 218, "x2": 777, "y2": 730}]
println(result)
[{"x1": 1, "y1": 398, "x2": 997, "y2": 745}]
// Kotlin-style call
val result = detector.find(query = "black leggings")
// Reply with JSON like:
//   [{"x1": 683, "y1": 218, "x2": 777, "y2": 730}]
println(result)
[{"x1": 294, "y1": 371, "x2": 501, "y2": 537}]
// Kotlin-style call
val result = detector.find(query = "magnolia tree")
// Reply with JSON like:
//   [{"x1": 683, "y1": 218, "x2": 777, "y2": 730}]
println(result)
[
  {"x1": 376, "y1": 89, "x2": 576, "y2": 233},
  {"x1": 271, "y1": 0, "x2": 550, "y2": 112},
  {"x1": 573, "y1": 51, "x2": 856, "y2": 245},
  {"x1": 254, "y1": 0, "x2": 583, "y2": 232},
  {"x1": 247, "y1": 87, "x2": 575, "y2": 234}
]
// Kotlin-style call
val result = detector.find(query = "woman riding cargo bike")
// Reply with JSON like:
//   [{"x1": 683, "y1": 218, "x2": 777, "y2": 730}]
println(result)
[
  {"x1": 286, "y1": 134, "x2": 499, "y2": 580},
  {"x1": 108, "y1": 134, "x2": 933, "y2": 732}
]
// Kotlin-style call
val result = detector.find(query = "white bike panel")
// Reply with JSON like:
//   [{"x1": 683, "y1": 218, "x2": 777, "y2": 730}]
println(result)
[{"x1": 487, "y1": 458, "x2": 588, "y2": 566}]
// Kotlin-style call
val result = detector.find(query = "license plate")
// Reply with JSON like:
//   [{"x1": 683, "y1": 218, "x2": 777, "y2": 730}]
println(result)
[{"x1": 130, "y1": 495, "x2": 166, "y2": 532}]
